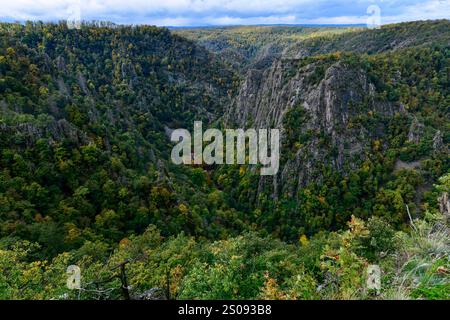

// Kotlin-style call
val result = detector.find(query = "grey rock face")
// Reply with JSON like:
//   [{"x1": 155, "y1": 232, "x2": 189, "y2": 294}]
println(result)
[
  {"x1": 438, "y1": 192, "x2": 450, "y2": 222},
  {"x1": 135, "y1": 288, "x2": 167, "y2": 300},
  {"x1": 408, "y1": 117, "x2": 424, "y2": 143},
  {"x1": 226, "y1": 58, "x2": 394, "y2": 199},
  {"x1": 0, "y1": 118, "x2": 89, "y2": 146},
  {"x1": 433, "y1": 130, "x2": 444, "y2": 152}
]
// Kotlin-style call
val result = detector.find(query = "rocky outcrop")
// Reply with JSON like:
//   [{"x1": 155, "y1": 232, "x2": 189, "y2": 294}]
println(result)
[
  {"x1": 408, "y1": 117, "x2": 424, "y2": 143},
  {"x1": 433, "y1": 130, "x2": 444, "y2": 152},
  {"x1": 226, "y1": 58, "x2": 395, "y2": 199},
  {"x1": 0, "y1": 118, "x2": 89, "y2": 146},
  {"x1": 439, "y1": 192, "x2": 450, "y2": 220},
  {"x1": 135, "y1": 288, "x2": 167, "y2": 300}
]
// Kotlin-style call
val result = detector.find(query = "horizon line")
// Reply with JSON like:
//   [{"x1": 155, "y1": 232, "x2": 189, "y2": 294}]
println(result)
[{"x1": 0, "y1": 18, "x2": 448, "y2": 29}]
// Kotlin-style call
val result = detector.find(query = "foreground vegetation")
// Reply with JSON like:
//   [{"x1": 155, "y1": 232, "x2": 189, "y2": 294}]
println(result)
[{"x1": 1, "y1": 174, "x2": 448, "y2": 299}]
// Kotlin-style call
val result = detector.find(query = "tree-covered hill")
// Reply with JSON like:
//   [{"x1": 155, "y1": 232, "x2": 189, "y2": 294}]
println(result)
[
  {"x1": 173, "y1": 25, "x2": 360, "y2": 70},
  {"x1": 173, "y1": 20, "x2": 450, "y2": 71},
  {"x1": 0, "y1": 22, "x2": 244, "y2": 258},
  {"x1": 283, "y1": 20, "x2": 450, "y2": 58},
  {"x1": 220, "y1": 44, "x2": 449, "y2": 239}
]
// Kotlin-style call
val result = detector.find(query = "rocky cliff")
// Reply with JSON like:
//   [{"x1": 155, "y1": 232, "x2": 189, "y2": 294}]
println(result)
[
  {"x1": 222, "y1": 20, "x2": 449, "y2": 209},
  {"x1": 226, "y1": 55, "x2": 396, "y2": 200}
]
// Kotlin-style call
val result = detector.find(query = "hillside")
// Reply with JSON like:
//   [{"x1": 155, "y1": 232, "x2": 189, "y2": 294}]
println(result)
[
  {"x1": 0, "y1": 22, "x2": 244, "y2": 257},
  {"x1": 173, "y1": 25, "x2": 360, "y2": 70},
  {"x1": 283, "y1": 20, "x2": 450, "y2": 58}
]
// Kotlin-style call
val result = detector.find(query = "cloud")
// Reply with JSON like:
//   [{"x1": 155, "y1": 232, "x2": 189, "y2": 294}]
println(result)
[{"x1": 0, "y1": 0, "x2": 448, "y2": 26}]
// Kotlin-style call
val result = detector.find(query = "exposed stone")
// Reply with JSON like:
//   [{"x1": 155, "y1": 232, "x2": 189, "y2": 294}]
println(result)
[
  {"x1": 438, "y1": 192, "x2": 450, "y2": 221},
  {"x1": 0, "y1": 118, "x2": 89, "y2": 146},
  {"x1": 226, "y1": 58, "x2": 394, "y2": 199},
  {"x1": 408, "y1": 117, "x2": 424, "y2": 144},
  {"x1": 433, "y1": 130, "x2": 444, "y2": 152},
  {"x1": 394, "y1": 159, "x2": 421, "y2": 172},
  {"x1": 135, "y1": 288, "x2": 167, "y2": 300}
]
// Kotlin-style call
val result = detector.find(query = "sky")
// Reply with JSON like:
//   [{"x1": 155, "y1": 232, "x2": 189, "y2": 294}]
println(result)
[{"x1": 0, "y1": 0, "x2": 449, "y2": 26}]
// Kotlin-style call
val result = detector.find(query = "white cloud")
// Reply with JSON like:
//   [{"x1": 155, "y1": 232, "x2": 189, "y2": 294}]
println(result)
[
  {"x1": 381, "y1": 0, "x2": 450, "y2": 23},
  {"x1": 0, "y1": 0, "x2": 448, "y2": 26}
]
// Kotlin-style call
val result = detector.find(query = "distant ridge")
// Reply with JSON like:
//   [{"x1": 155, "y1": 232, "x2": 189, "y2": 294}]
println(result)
[{"x1": 168, "y1": 24, "x2": 367, "y2": 29}]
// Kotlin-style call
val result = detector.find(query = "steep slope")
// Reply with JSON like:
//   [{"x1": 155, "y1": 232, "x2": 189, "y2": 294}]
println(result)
[
  {"x1": 228, "y1": 56, "x2": 394, "y2": 189},
  {"x1": 0, "y1": 22, "x2": 242, "y2": 256},
  {"x1": 173, "y1": 25, "x2": 360, "y2": 71},
  {"x1": 217, "y1": 21, "x2": 449, "y2": 238},
  {"x1": 283, "y1": 20, "x2": 450, "y2": 58}
]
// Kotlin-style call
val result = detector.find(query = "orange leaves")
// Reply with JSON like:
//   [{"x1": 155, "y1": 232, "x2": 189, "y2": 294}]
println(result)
[{"x1": 259, "y1": 272, "x2": 286, "y2": 300}]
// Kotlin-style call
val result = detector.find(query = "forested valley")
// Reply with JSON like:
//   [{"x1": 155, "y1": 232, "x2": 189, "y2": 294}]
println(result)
[{"x1": 0, "y1": 20, "x2": 449, "y2": 299}]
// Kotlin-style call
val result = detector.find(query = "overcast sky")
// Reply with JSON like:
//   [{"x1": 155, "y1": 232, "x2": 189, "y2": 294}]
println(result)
[{"x1": 0, "y1": 0, "x2": 449, "y2": 26}]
